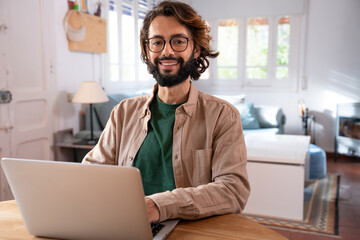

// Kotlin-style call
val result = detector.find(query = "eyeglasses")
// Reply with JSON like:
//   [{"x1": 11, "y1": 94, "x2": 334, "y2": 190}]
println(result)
[{"x1": 146, "y1": 36, "x2": 190, "y2": 53}]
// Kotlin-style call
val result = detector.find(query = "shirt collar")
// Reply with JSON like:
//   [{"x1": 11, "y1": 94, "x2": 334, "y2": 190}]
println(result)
[
  {"x1": 179, "y1": 82, "x2": 198, "y2": 117},
  {"x1": 140, "y1": 84, "x2": 158, "y2": 118},
  {"x1": 140, "y1": 82, "x2": 199, "y2": 118}
]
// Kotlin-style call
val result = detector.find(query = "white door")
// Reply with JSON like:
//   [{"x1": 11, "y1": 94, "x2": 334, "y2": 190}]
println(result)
[{"x1": 0, "y1": 0, "x2": 55, "y2": 201}]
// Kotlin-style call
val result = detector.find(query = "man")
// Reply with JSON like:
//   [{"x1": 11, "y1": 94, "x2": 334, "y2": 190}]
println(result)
[{"x1": 82, "y1": 1, "x2": 250, "y2": 223}]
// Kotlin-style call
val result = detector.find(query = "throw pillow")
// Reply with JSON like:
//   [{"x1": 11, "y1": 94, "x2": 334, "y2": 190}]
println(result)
[{"x1": 234, "y1": 102, "x2": 261, "y2": 129}]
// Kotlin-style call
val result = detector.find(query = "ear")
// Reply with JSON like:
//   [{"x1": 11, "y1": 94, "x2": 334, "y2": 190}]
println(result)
[
  {"x1": 194, "y1": 45, "x2": 201, "y2": 59},
  {"x1": 144, "y1": 46, "x2": 150, "y2": 63}
]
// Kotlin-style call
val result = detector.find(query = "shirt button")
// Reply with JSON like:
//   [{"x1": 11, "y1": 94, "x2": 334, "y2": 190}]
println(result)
[
  {"x1": 129, "y1": 157, "x2": 134, "y2": 161},
  {"x1": 175, "y1": 154, "x2": 178, "y2": 160},
  {"x1": 143, "y1": 129, "x2": 147, "y2": 133}
]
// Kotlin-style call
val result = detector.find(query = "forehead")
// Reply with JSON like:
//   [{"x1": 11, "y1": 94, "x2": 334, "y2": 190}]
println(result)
[{"x1": 148, "y1": 15, "x2": 191, "y2": 38}]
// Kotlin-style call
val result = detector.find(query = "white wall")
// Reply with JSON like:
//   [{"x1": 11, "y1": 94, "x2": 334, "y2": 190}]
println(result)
[
  {"x1": 192, "y1": 0, "x2": 360, "y2": 152},
  {"x1": 53, "y1": 1, "x2": 104, "y2": 134},
  {"x1": 299, "y1": 0, "x2": 360, "y2": 151}
]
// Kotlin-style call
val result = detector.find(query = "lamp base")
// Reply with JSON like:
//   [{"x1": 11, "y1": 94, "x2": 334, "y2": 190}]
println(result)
[{"x1": 73, "y1": 139, "x2": 98, "y2": 146}]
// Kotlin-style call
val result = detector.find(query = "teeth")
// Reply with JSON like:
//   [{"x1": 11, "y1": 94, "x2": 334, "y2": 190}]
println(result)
[{"x1": 161, "y1": 62, "x2": 177, "y2": 66}]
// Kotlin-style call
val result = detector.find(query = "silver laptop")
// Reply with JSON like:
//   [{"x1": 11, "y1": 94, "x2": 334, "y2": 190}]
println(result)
[{"x1": 1, "y1": 158, "x2": 179, "y2": 240}]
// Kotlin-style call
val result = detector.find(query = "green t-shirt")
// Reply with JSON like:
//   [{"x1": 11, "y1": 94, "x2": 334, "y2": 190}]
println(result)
[{"x1": 132, "y1": 94, "x2": 182, "y2": 196}]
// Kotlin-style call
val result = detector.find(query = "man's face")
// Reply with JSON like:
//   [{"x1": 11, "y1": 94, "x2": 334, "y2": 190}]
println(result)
[{"x1": 146, "y1": 15, "x2": 199, "y2": 87}]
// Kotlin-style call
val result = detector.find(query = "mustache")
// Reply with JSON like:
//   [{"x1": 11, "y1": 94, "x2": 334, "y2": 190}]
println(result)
[{"x1": 154, "y1": 56, "x2": 185, "y2": 65}]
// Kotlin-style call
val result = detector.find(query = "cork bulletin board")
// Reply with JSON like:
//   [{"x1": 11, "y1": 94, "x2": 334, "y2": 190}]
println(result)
[{"x1": 67, "y1": 13, "x2": 107, "y2": 53}]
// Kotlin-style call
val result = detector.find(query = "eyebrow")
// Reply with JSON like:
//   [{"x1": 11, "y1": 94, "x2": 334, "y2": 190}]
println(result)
[{"x1": 149, "y1": 33, "x2": 189, "y2": 39}]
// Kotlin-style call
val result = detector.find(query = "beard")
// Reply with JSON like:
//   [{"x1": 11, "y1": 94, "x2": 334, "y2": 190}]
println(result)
[{"x1": 148, "y1": 51, "x2": 195, "y2": 87}]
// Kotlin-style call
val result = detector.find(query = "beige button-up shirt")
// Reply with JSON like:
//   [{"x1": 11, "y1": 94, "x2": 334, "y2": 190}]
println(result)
[{"x1": 82, "y1": 83, "x2": 250, "y2": 222}]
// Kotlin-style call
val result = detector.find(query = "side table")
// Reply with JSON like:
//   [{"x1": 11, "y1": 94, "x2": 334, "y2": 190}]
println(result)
[
  {"x1": 243, "y1": 134, "x2": 311, "y2": 220},
  {"x1": 54, "y1": 128, "x2": 93, "y2": 162}
]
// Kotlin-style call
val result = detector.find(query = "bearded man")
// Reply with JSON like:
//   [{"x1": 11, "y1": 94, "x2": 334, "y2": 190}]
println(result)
[{"x1": 82, "y1": 1, "x2": 250, "y2": 223}]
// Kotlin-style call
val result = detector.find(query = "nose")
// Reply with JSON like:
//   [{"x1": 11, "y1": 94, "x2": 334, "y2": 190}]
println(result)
[{"x1": 161, "y1": 40, "x2": 175, "y2": 56}]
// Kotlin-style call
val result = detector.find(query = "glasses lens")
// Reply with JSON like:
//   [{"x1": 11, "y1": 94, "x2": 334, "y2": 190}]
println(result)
[
  {"x1": 148, "y1": 37, "x2": 164, "y2": 53},
  {"x1": 170, "y1": 37, "x2": 188, "y2": 52}
]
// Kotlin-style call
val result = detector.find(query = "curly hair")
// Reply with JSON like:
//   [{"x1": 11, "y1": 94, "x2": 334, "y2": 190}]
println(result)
[{"x1": 139, "y1": 1, "x2": 219, "y2": 80}]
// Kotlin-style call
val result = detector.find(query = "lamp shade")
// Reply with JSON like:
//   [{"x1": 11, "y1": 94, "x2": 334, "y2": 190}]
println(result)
[{"x1": 72, "y1": 81, "x2": 109, "y2": 104}]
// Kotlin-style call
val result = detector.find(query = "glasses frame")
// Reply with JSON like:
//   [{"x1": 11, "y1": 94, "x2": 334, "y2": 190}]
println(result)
[{"x1": 145, "y1": 36, "x2": 190, "y2": 53}]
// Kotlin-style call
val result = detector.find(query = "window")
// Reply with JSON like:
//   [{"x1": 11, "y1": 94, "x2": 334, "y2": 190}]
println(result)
[
  {"x1": 218, "y1": 19, "x2": 239, "y2": 80},
  {"x1": 276, "y1": 17, "x2": 291, "y2": 79},
  {"x1": 246, "y1": 18, "x2": 269, "y2": 80},
  {"x1": 211, "y1": 15, "x2": 301, "y2": 91},
  {"x1": 107, "y1": 0, "x2": 156, "y2": 92},
  {"x1": 245, "y1": 16, "x2": 292, "y2": 82}
]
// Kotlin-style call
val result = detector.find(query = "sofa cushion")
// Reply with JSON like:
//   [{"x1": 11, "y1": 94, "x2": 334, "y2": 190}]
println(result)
[
  {"x1": 233, "y1": 102, "x2": 260, "y2": 129},
  {"x1": 255, "y1": 105, "x2": 285, "y2": 128},
  {"x1": 96, "y1": 94, "x2": 135, "y2": 128},
  {"x1": 85, "y1": 93, "x2": 139, "y2": 131}
]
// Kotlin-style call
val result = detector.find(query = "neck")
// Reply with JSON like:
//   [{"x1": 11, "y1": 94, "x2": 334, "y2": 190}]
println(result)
[{"x1": 157, "y1": 78, "x2": 191, "y2": 104}]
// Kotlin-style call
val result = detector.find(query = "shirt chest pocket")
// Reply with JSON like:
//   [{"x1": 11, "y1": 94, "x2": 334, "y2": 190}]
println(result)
[{"x1": 191, "y1": 148, "x2": 212, "y2": 185}]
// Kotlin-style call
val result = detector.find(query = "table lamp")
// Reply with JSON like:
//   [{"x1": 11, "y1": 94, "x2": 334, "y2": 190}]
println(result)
[{"x1": 72, "y1": 81, "x2": 109, "y2": 145}]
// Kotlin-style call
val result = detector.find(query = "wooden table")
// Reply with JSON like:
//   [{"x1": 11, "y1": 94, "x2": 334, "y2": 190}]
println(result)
[{"x1": 0, "y1": 200, "x2": 288, "y2": 240}]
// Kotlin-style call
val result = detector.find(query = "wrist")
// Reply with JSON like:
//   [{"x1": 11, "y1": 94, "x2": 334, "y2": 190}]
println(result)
[{"x1": 146, "y1": 198, "x2": 160, "y2": 222}]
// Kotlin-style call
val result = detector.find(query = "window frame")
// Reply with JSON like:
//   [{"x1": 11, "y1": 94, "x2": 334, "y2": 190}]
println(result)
[
  {"x1": 194, "y1": 15, "x2": 304, "y2": 94},
  {"x1": 243, "y1": 15, "x2": 301, "y2": 91}
]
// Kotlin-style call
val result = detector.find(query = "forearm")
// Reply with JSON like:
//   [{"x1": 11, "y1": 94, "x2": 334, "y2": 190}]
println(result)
[{"x1": 148, "y1": 174, "x2": 249, "y2": 222}]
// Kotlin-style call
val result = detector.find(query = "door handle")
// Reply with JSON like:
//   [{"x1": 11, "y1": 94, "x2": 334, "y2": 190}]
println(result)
[{"x1": 0, "y1": 91, "x2": 12, "y2": 103}]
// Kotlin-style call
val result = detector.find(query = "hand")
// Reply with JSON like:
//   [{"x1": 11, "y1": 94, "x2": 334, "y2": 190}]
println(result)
[{"x1": 146, "y1": 198, "x2": 160, "y2": 222}]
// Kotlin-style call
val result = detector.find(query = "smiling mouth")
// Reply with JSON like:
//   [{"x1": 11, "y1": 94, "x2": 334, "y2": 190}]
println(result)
[
  {"x1": 159, "y1": 61, "x2": 178, "y2": 66},
  {"x1": 154, "y1": 57, "x2": 183, "y2": 72},
  {"x1": 161, "y1": 62, "x2": 177, "y2": 66}
]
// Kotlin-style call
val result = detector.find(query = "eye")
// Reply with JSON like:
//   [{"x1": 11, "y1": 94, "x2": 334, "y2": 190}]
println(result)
[
  {"x1": 172, "y1": 37, "x2": 187, "y2": 45},
  {"x1": 150, "y1": 38, "x2": 164, "y2": 47}
]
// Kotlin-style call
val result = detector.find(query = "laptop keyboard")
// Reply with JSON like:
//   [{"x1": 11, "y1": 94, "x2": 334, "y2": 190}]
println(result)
[{"x1": 151, "y1": 222, "x2": 165, "y2": 236}]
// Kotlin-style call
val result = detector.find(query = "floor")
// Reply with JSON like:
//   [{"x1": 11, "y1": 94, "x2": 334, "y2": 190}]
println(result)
[{"x1": 272, "y1": 154, "x2": 360, "y2": 240}]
